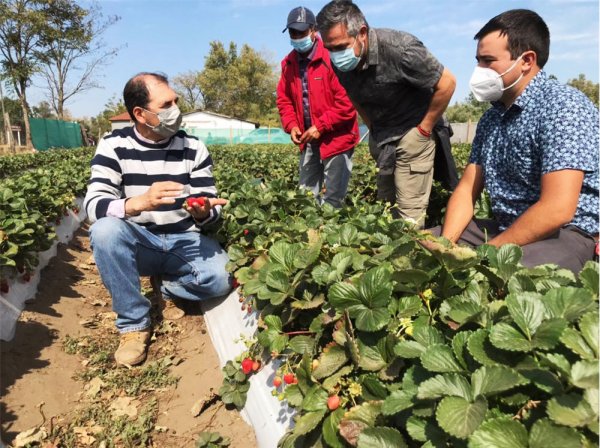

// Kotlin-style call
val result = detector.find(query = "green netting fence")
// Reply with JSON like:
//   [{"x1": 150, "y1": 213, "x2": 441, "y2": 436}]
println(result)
[
  {"x1": 30, "y1": 117, "x2": 83, "y2": 151},
  {"x1": 183, "y1": 127, "x2": 292, "y2": 145}
]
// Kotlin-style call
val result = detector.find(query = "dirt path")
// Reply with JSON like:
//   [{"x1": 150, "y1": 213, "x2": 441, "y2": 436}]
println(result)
[{"x1": 1, "y1": 226, "x2": 257, "y2": 447}]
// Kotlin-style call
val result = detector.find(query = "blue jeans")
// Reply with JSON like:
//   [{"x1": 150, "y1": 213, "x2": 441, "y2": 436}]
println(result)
[
  {"x1": 299, "y1": 144, "x2": 353, "y2": 208},
  {"x1": 89, "y1": 217, "x2": 231, "y2": 333}
]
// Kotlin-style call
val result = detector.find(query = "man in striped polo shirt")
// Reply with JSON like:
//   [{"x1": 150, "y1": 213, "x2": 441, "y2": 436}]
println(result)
[{"x1": 83, "y1": 72, "x2": 231, "y2": 366}]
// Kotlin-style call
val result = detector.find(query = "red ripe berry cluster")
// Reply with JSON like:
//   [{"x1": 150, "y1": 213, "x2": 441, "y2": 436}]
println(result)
[
  {"x1": 241, "y1": 357, "x2": 261, "y2": 375},
  {"x1": 183, "y1": 196, "x2": 206, "y2": 212},
  {"x1": 273, "y1": 372, "x2": 298, "y2": 389}
]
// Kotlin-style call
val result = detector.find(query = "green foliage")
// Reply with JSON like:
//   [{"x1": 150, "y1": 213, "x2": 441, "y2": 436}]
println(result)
[
  {"x1": 445, "y1": 93, "x2": 491, "y2": 123},
  {"x1": 195, "y1": 431, "x2": 231, "y2": 448},
  {"x1": 0, "y1": 95, "x2": 24, "y2": 132},
  {"x1": 36, "y1": 0, "x2": 120, "y2": 119},
  {"x1": 207, "y1": 144, "x2": 598, "y2": 447},
  {"x1": 82, "y1": 95, "x2": 127, "y2": 139},
  {"x1": 173, "y1": 70, "x2": 204, "y2": 112},
  {"x1": 3, "y1": 142, "x2": 598, "y2": 447},
  {"x1": 0, "y1": 147, "x2": 92, "y2": 278},
  {"x1": 567, "y1": 74, "x2": 599, "y2": 107},
  {"x1": 198, "y1": 41, "x2": 278, "y2": 126}
]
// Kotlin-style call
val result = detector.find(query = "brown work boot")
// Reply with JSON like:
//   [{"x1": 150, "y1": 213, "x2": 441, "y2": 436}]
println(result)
[
  {"x1": 115, "y1": 329, "x2": 151, "y2": 367},
  {"x1": 162, "y1": 297, "x2": 186, "y2": 320},
  {"x1": 150, "y1": 275, "x2": 186, "y2": 320}
]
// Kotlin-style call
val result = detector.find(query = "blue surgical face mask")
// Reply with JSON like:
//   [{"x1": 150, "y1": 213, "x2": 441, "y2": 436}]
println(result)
[
  {"x1": 329, "y1": 37, "x2": 362, "y2": 72},
  {"x1": 290, "y1": 35, "x2": 314, "y2": 53}
]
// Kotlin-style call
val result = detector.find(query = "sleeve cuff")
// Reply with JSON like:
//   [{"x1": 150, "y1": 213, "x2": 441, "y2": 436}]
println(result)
[{"x1": 105, "y1": 198, "x2": 126, "y2": 218}]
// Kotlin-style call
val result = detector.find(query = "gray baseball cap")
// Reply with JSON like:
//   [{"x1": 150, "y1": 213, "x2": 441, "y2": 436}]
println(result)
[{"x1": 282, "y1": 6, "x2": 316, "y2": 33}]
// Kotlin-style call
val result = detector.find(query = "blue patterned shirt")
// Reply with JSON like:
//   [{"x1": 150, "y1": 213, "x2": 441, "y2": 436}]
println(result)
[{"x1": 470, "y1": 71, "x2": 599, "y2": 235}]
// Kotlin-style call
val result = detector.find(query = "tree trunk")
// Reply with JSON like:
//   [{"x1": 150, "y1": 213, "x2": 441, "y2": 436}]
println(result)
[
  {"x1": 18, "y1": 84, "x2": 33, "y2": 149},
  {"x1": 57, "y1": 96, "x2": 64, "y2": 120}
]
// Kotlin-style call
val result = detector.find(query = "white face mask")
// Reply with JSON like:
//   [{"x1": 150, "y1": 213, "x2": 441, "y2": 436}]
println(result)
[{"x1": 469, "y1": 55, "x2": 524, "y2": 102}]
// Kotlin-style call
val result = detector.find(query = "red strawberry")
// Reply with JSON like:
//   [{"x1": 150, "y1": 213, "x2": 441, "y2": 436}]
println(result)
[
  {"x1": 273, "y1": 376, "x2": 282, "y2": 387},
  {"x1": 232, "y1": 278, "x2": 240, "y2": 289},
  {"x1": 243, "y1": 229, "x2": 249, "y2": 235},
  {"x1": 186, "y1": 197, "x2": 206, "y2": 208},
  {"x1": 0, "y1": 280, "x2": 8, "y2": 294},
  {"x1": 247, "y1": 305, "x2": 252, "y2": 314},
  {"x1": 241, "y1": 358, "x2": 253, "y2": 375},
  {"x1": 252, "y1": 360, "x2": 261, "y2": 372},
  {"x1": 327, "y1": 395, "x2": 340, "y2": 411},
  {"x1": 283, "y1": 373, "x2": 295, "y2": 385}
]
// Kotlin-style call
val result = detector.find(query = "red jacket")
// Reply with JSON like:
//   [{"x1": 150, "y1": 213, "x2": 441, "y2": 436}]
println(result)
[{"x1": 276, "y1": 37, "x2": 359, "y2": 159}]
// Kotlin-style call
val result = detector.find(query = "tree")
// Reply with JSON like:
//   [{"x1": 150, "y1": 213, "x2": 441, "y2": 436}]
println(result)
[
  {"x1": 37, "y1": 1, "x2": 120, "y2": 119},
  {"x1": 0, "y1": 90, "x2": 23, "y2": 144},
  {"x1": 173, "y1": 71, "x2": 203, "y2": 112},
  {"x1": 198, "y1": 41, "x2": 278, "y2": 125},
  {"x1": 445, "y1": 93, "x2": 491, "y2": 123},
  {"x1": 82, "y1": 95, "x2": 125, "y2": 140},
  {"x1": 567, "y1": 74, "x2": 599, "y2": 107},
  {"x1": 0, "y1": 0, "x2": 48, "y2": 147},
  {"x1": 31, "y1": 100, "x2": 56, "y2": 118}
]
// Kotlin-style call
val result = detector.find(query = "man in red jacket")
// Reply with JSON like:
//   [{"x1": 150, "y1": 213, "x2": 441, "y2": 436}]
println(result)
[{"x1": 277, "y1": 6, "x2": 359, "y2": 208}]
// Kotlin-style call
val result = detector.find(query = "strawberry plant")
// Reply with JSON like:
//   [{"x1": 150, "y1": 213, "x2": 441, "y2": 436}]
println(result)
[
  {"x1": 0, "y1": 148, "x2": 92, "y2": 282},
  {"x1": 207, "y1": 144, "x2": 598, "y2": 447},
  {"x1": 2, "y1": 143, "x2": 596, "y2": 446},
  {"x1": 195, "y1": 431, "x2": 231, "y2": 448}
]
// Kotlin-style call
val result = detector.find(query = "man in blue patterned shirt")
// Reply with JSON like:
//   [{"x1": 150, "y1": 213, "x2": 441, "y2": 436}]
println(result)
[{"x1": 440, "y1": 9, "x2": 598, "y2": 273}]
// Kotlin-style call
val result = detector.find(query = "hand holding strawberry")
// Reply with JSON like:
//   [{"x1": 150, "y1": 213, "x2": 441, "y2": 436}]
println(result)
[{"x1": 183, "y1": 196, "x2": 228, "y2": 221}]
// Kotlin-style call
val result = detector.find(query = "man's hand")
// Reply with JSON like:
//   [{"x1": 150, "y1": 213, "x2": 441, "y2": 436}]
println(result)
[
  {"x1": 186, "y1": 197, "x2": 229, "y2": 221},
  {"x1": 300, "y1": 126, "x2": 321, "y2": 144},
  {"x1": 290, "y1": 127, "x2": 302, "y2": 145},
  {"x1": 126, "y1": 181, "x2": 185, "y2": 216}
]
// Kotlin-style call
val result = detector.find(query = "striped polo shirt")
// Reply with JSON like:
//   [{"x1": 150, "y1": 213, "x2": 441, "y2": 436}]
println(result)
[{"x1": 83, "y1": 126, "x2": 220, "y2": 233}]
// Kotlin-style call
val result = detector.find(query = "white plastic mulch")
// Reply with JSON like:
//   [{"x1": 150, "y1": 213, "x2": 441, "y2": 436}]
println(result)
[{"x1": 0, "y1": 202, "x2": 292, "y2": 447}]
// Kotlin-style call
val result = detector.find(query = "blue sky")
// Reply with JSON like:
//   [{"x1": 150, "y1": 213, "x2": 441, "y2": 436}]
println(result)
[{"x1": 24, "y1": 0, "x2": 599, "y2": 120}]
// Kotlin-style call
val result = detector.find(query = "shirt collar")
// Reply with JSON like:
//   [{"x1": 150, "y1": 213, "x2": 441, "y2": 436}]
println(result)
[
  {"x1": 303, "y1": 40, "x2": 318, "y2": 61},
  {"x1": 513, "y1": 70, "x2": 546, "y2": 110},
  {"x1": 133, "y1": 124, "x2": 171, "y2": 146},
  {"x1": 297, "y1": 37, "x2": 320, "y2": 64},
  {"x1": 491, "y1": 70, "x2": 547, "y2": 116}
]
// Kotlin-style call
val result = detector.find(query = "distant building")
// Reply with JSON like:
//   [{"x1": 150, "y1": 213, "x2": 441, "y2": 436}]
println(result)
[
  {"x1": 107, "y1": 110, "x2": 259, "y2": 144},
  {"x1": 108, "y1": 111, "x2": 133, "y2": 131},
  {"x1": 181, "y1": 110, "x2": 259, "y2": 144}
]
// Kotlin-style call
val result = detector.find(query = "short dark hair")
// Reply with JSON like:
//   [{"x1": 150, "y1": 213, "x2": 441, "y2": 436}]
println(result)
[
  {"x1": 123, "y1": 72, "x2": 169, "y2": 122},
  {"x1": 316, "y1": 0, "x2": 368, "y2": 37},
  {"x1": 474, "y1": 9, "x2": 550, "y2": 68}
]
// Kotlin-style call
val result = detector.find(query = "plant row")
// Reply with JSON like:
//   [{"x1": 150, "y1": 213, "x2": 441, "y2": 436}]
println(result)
[
  {"x1": 0, "y1": 147, "x2": 94, "y2": 289},
  {"x1": 0, "y1": 147, "x2": 94, "y2": 179},
  {"x1": 208, "y1": 144, "x2": 599, "y2": 448}
]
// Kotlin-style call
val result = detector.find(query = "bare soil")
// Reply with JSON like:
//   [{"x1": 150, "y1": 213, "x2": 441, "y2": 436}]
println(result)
[{"x1": 0, "y1": 226, "x2": 257, "y2": 448}]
